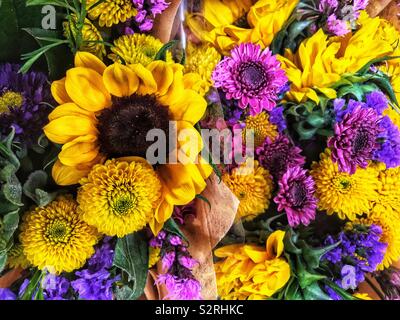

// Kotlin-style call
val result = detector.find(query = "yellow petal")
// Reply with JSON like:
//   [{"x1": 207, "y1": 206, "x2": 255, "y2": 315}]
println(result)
[
  {"x1": 51, "y1": 78, "x2": 72, "y2": 104},
  {"x1": 44, "y1": 115, "x2": 98, "y2": 144},
  {"x1": 169, "y1": 90, "x2": 207, "y2": 125},
  {"x1": 128, "y1": 64, "x2": 157, "y2": 95},
  {"x1": 48, "y1": 102, "x2": 95, "y2": 121},
  {"x1": 52, "y1": 160, "x2": 90, "y2": 186},
  {"x1": 74, "y1": 51, "x2": 106, "y2": 75},
  {"x1": 266, "y1": 230, "x2": 286, "y2": 259},
  {"x1": 243, "y1": 245, "x2": 268, "y2": 263},
  {"x1": 58, "y1": 135, "x2": 99, "y2": 166},
  {"x1": 196, "y1": 156, "x2": 213, "y2": 181},
  {"x1": 176, "y1": 120, "x2": 204, "y2": 164},
  {"x1": 65, "y1": 67, "x2": 111, "y2": 112},
  {"x1": 103, "y1": 63, "x2": 139, "y2": 97},
  {"x1": 147, "y1": 60, "x2": 174, "y2": 96},
  {"x1": 157, "y1": 63, "x2": 185, "y2": 106}
]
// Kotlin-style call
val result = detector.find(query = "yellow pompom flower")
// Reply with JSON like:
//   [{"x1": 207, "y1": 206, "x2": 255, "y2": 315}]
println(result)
[
  {"x1": 356, "y1": 214, "x2": 400, "y2": 270},
  {"x1": 0, "y1": 91, "x2": 23, "y2": 114},
  {"x1": 44, "y1": 52, "x2": 212, "y2": 234},
  {"x1": 186, "y1": 0, "x2": 298, "y2": 55},
  {"x1": 214, "y1": 230, "x2": 291, "y2": 300},
  {"x1": 109, "y1": 34, "x2": 173, "y2": 66},
  {"x1": 183, "y1": 43, "x2": 220, "y2": 96},
  {"x1": 149, "y1": 246, "x2": 161, "y2": 268},
  {"x1": 78, "y1": 158, "x2": 163, "y2": 237},
  {"x1": 243, "y1": 111, "x2": 278, "y2": 147},
  {"x1": 310, "y1": 150, "x2": 379, "y2": 221},
  {"x1": 383, "y1": 105, "x2": 400, "y2": 130},
  {"x1": 222, "y1": 158, "x2": 273, "y2": 221},
  {"x1": 63, "y1": 15, "x2": 106, "y2": 59},
  {"x1": 86, "y1": 0, "x2": 137, "y2": 27},
  {"x1": 6, "y1": 244, "x2": 31, "y2": 269},
  {"x1": 19, "y1": 196, "x2": 99, "y2": 274}
]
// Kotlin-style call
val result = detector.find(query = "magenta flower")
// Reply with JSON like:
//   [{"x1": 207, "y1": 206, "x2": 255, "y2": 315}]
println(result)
[
  {"x1": 274, "y1": 166, "x2": 317, "y2": 227},
  {"x1": 212, "y1": 43, "x2": 288, "y2": 115},
  {"x1": 326, "y1": 14, "x2": 350, "y2": 36},
  {"x1": 328, "y1": 106, "x2": 382, "y2": 174}
]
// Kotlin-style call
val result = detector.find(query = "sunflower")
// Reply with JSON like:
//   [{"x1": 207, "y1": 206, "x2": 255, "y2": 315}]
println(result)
[
  {"x1": 19, "y1": 196, "x2": 99, "y2": 274},
  {"x1": 186, "y1": 0, "x2": 299, "y2": 55},
  {"x1": 6, "y1": 244, "x2": 30, "y2": 269},
  {"x1": 86, "y1": 0, "x2": 137, "y2": 27},
  {"x1": 108, "y1": 34, "x2": 174, "y2": 66},
  {"x1": 214, "y1": 230, "x2": 290, "y2": 300},
  {"x1": 356, "y1": 214, "x2": 400, "y2": 270},
  {"x1": 310, "y1": 149, "x2": 379, "y2": 221},
  {"x1": 222, "y1": 158, "x2": 273, "y2": 221},
  {"x1": 44, "y1": 52, "x2": 212, "y2": 234},
  {"x1": 63, "y1": 15, "x2": 106, "y2": 59},
  {"x1": 78, "y1": 158, "x2": 163, "y2": 237},
  {"x1": 243, "y1": 111, "x2": 278, "y2": 147},
  {"x1": 183, "y1": 43, "x2": 221, "y2": 96}
]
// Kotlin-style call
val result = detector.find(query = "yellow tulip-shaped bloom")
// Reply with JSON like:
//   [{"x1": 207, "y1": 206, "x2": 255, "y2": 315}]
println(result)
[
  {"x1": 214, "y1": 230, "x2": 290, "y2": 300},
  {"x1": 44, "y1": 52, "x2": 212, "y2": 234},
  {"x1": 186, "y1": 0, "x2": 298, "y2": 55}
]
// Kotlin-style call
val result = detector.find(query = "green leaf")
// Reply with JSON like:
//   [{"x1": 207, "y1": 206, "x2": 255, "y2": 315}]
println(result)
[
  {"x1": 300, "y1": 240, "x2": 341, "y2": 270},
  {"x1": 26, "y1": 0, "x2": 72, "y2": 9},
  {"x1": 0, "y1": 0, "x2": 19, "y2": 61},
  {"x1": 284, "y1": 277, "x2": 303, "y2": 300},
  {"x1": 302, "y1": 282, "x2": 332, "y2": 300},
  {"x1": 23, "y1": 170, "x2": 57, "y2": 206},
  {"x1": 154, "y1": 40, "x2": 178, "y2": 61},
  {"x1": 114, "y1": 285, "x2": 136, "y2": 300},
  {"x1": 163, "y1": 218, "x2": 188, "y2": 242},
  {"x1": 322, "y1": 279, "x2": 357, "y2": 300},
  {"x1": 0, "y1": 253, "x2": 7, "y2": 273},
  {"x1": 113, "y1": 232, "x2": 149, "y2": 300},
  {"x1": 195, "y1": 194, "x2": 211, "y2": 210},
  {"x1": 1, "y1": 210, "x2": 20, "y2": 243},
  {"x1": 296, "y1": 255, "x2": 326, "y2": 289},
  {"x1": 20, "y1": 269, "x2": 43, "y2": 300},
  {"x1": 2, "y1": 172, "x2": 22, "y2": 206},
  {"x1": 357, "y1": 55, "x2": 400, "y2": 75}
]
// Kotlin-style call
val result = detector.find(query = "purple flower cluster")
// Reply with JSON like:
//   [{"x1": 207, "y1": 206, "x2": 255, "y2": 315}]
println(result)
[
  {"x1": 323, "y1": 223, "x2": 387, "y2": 295},
  {"x1": 332, "y1": 91, "x2": 400, "y2": 170},
  {"x1": 124, "y1": 0, "x2": 170, "y2": 34},
  {"x1": 150, "y1": 230, "x2": 202, "y2": 300},
  {"x1": 212, "y1": 43, "x2": 288, "y2": 115},
  {"x1": 0, "y1": 63, "x2": 52, "y2": 146},
  {"x1": 318, "y1": 0, "x2": 369, "y2": 36},
  {"x1": 269, "y1": 106, "x2": 287, "y2": 133}
]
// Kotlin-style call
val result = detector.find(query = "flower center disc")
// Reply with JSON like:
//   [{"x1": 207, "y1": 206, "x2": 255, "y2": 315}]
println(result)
[
  {"x1": 45, "y1": 219, "x2": 71, "y2": 244},
  {"x1": 97, "y1": 94, "x2": 170, "y2": 158},
  {"x1": 0, "y1": 91, "x2": 24, "y2": 113},
  {"x1": 289, "y1": 181, "x2": 307, "y2": 207},
  {"x1": 238, "y1": 62, "x2": 268, "y2": 92}
]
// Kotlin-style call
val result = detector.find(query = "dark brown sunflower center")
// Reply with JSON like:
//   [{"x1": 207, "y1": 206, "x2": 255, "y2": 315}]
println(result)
[{"x1": 97, "y1": 94, "x2": 170, "y2": 158}]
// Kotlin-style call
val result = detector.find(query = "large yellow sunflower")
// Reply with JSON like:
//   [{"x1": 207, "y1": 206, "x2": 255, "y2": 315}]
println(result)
[
  {"x1": 44, "y1": 51, "x2": 212, "y2": 234},
  {"x1": 186, "y1": 0, "x2": 299, "y2": 55},
  {"x1": 19, "y1": 196, "x2": 99, "y2": 274},
  {"x1": 214, "y1": 230, "x2": 290, "y2": 300},
  {"x1": 310, "y1": 149, "x2": 379, "y2": 221}
]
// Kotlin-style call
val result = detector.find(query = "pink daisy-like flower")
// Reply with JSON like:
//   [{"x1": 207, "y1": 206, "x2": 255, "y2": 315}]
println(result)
[
  {"x1": 274, "y1": 166, "x2": 317, "y2": 227},
  {"x1": 212, "y1": 43, "x2": 288, "y2": 115}
]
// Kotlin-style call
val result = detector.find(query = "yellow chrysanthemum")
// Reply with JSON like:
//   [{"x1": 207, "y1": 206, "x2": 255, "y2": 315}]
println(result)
[
  {"x1": 243, "y1": 111, "x2": 278, "y2": 147},
  {"x1": 44, "y1": 52, "x2": 212, "y2": 234},
  {"x1": 356, "y1": 214, "x2": 400, "y2": 270},
  {"x1": 6, "y1": 244, "x2": 30, "y2": 269},
  {"x1": 86, "y1": 0, "x2": 137, "y2": 27},
  {"x1": 222, "y1": 158, "x2": 273, "y2": 221},
  {"x1": 183, "y1": 43, "x2": 220, "y2": 96},
  {"x1": 187, "y1": 0, "x2": 299, "y2": 55},
  {"x1": 19, "y1": 196, "x2": 99, "y2": 274},
  {"x1": 369, "y1": 163, "x2": 400, "y2": 221},
  {"x1": 149, "y1": 246, "x2": 161, "y2": 268},
  {"x1": 310, "y1": 150, "x2": 379, "y2": 221},
  {"x1": 63, "y1": 15, "x2": 106, "y2": 59},
  {"x1": 383, "y1": 106, "x2": 400, "y2": 130},
  {"x1": 78, "y1": 158, "x2": 163, "y2": 237},
  {"x1": 109, "y1": 34, "x2": 173, "y2": 66},
  {"x1": 214, "y1": 230, "x2": 290, "y2": 300}
]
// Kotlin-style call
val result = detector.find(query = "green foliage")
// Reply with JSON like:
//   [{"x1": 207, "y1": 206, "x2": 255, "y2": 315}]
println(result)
[
  {"x1": 113, "y1": 232, "x2": 149, "y2": 300},
  {"x1": 154, "y1": 40, "x2": 178, "y2": 62},
  {"x1": 163, "y1": 218, "x2": 188, "y2": 242}
]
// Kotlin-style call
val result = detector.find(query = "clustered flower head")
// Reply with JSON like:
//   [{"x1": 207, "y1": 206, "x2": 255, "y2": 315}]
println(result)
[{"x1": 150, "y1": 230, "x2": 202, "y2": 300}]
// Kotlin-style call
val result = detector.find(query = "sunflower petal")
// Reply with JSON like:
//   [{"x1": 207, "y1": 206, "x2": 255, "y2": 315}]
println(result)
[
  {"x1": 103, "y1": 63, "x2": 139, "y2": 97},
  {"x1": 74, "y1": 51, "x2": 106, "y2": 75},
  {"x1": 59, "y1": 135, "x2": 99, "y2": 166},
  {"x1": 51, "y1": 78, "x2": 72, "y2": 104},
  {"x1": 176, "y1": 120, "x2": 204, "y2": 164},
  {"x1": 128, "y1": 63, "x2": 157, "y2": 95},
  {"x1": 169, "y1": 90, "x2": 207, "y2": 125},
  {"x1": 52, "y1": 160, "x2": 91, "y2": 186},
  {"x1": 147, "y1": 61, "x2": 174, "y2": 96},
  {"x1": 48, "y1": 102, "x2": 95, "y2": 121}
]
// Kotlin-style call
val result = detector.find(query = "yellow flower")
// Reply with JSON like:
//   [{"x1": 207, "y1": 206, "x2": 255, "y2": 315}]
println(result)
[
  {"x1": 44, "y1": 51, "x2": 212, "y2": 234},
  {"x1": 0, "y1": 91, "x2": 24, "y2": 114},
  {"x1": 19, "y1": 196, "x2": 98, "y2": 274},
  {"x1": 183, "y1": 43, "x2": 220, "y2": 96},
  {"x1": 86, "y1": 0, "x2": 137, "y2": 27},
  {"x1": 63, "y1": 15, "x2": 106, "y2": 59},
  {"x1": 109, "y1": 34, "x2": 173, "y2": 66},
  {"x1": 78, "y1": 158, "x2": 163, "y2": 237},
  {"x1": 353, "y1": 293, "x2": 372, "y2": 300},
  {"x1": 243, "y1": 111, "x2": 278, "y2": 147},
  {"x1": 222, "y1": 158, "x2": 273, "y2": 221},
  {"x1": 186, "y1": 0, "x2": 298, "y2": 55},
  {"x1": 356, "y1": 214, "x2": 400, "y2": 270},
  {"x1": 214, "y1": 230, "x2": 290, "y2": 300},
  {"x1": 149, "y1": 246, "x2": 161, "y2": 268},
  {"x1": 6, "y1": 244, "x2": 31, "y2": 269},
  {"x1": 310, "y1": 150, "x2": 379, "y2": 221},
  {"x1": 383, "y1": 105, "x2": 400, "y2": 130}
]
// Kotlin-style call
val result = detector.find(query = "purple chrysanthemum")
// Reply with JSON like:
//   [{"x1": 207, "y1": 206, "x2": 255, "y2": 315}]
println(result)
[
  {"x1": 328, "y1": 106, "x2": 382, "y2": 174},
  {"x1": 129, "y1": 0, "x2": 170, "y2": 32},
  {"x1": 274, "y1": 166, "x2": 317, "y2": 227},
  {"x1": 0, "y1": 63, "x2": 52, "y2": 145},
  {"x1": 256, "y1": 134, "x2": 305, "y2": 181},
  {"x1": 212, "y1": 43, "x2": 288, "y2": 115}
]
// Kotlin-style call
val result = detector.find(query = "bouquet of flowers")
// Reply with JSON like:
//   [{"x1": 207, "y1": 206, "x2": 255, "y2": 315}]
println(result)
[{"x1": 0, "y1": 0, "x2": 399, "y2": 301}]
